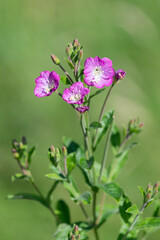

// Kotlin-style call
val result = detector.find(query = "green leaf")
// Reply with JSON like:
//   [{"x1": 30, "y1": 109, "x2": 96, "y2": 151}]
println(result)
[
  {"x1": 63, "y1": 177, "x2": 79, "y2": 200},
  {"x1": 138, "y1": 186, "x2": 145, "y2": 198},
  {"x1": 45, "y1": 166, "x2": 67, "y2": 181},
  {"x1": 119, "y1": 194, "x2": 132, "y2": 223},
  {"x1": 94, "y1": 110, "x2": 114, "y2": 150},
  {"x1": 56, "y1": 199, "x2": 70, "y2": 224},
  {"x1": 62, "y1": 137, "x2": 80, "y2": 154},
  {"x1": 11, "y1": 173, "x2": 30, "y2": 182},
  {"x1": 66, "y1": 153, "x2": 76, "y2": 175},
  {"x1": 135, "y1": 217, "x2": 160, "y2": 230},
  {"x1": 78, "y1": 156, "x2": 94, "y2": 170},
  {"x1": 60, "y1": 76, "x2": 71, "y2": 85},
  {"x1": 28, "y1": 146, "x2": 35, "y2": 164},
  {"x1": 6, "y1": 193, "x2": 47, "y2": 208},
  {"x1": 107, "y1": 149, "x2": 129, "y2": 181},
  {"x1": 53, "y1": 224, "x2": 72, "y2": 240},
  {"x1": 111, "y1": 125, "x2": 121, "y2": 151},
  {"x1": 74, "y1": 191, "x2": 92, "y2": 205},
  {"x1": 64, "y1": 58, "x2": 74, "y2": 69},
  {"x1": 89, "y1": 121, "x2": 102, "y2": 129},
  {"x1": 99, "y1": 182, "x2": 123, "y2": 201},
  {"x1": 75, "y1": 221, "x2": 93, "y2": 230},
  {"x1": 77, "y1": 166, "x2": 92, "y2": 187},
  {"x1": 126, "y1": 204, "x2": 139, "y2": 215},
  {"x1": 94, "y1": 161, "x2": 107, "y2": 183}
]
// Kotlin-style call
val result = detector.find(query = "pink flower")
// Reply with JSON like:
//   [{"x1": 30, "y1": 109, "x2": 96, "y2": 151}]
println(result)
[
  {"x1": 62, "y1": 82, "x2": 90, "y2": 104},
  {"x1": 34, "y1": 71, "x2": 60, "y2": 97},
  {"x1": 76, "y1": 106, "x2": 89, "y2": 113},
  {"x1": 84, "y1": 56, "x2": 115, "y2": 89}
]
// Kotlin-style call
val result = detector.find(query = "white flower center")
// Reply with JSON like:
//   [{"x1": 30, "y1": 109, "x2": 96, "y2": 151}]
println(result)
[
  {"x1": 45, "y1": 83, "x2": 55, "y2": 94},
  {"x1": 92, "y1": 66, "x2": 103, "y2": 83},
  {"x1": 69, "y1": 93, "x2": 81, "y2": 102}
]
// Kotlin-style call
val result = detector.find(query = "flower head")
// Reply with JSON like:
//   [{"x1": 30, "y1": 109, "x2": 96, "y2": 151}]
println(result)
[
  {"x1": 76, "y1": 106, "x2": 89, "y2": 113},
  {"x1": 114, "y1": 69, "x2": 126, "y2": 81},
  {"x1": 62, "y1": 82, "x2": 90, "y2": 104},
  {"x1": 84, "y1": 56, "x2": 115, "y2": 89},
  {"x1": 34, "y1": 71, "x2": 60, "y2": 97}
]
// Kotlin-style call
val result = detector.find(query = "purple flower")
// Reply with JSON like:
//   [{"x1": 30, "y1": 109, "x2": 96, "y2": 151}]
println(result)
[
  {"x1": 76, "y1": 106, "x2": 89, "y2": 113},
  {"x1": 114, "y1": 69, "x2": 126, "y2": 81},
  {"x1": 62, "y1": 82, "x2": 90, "y2": 104},
  {"x1": 34, "y1": 71, "x2": 60, "y2": 97},
  {"x1": 84, "y1": 56, "x2": 115, "y2": 89}
]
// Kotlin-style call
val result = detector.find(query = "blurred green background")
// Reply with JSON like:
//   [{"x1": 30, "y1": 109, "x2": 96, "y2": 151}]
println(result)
[{"x1": 0, "y1": 0, "x2": 160, "y2": 239}]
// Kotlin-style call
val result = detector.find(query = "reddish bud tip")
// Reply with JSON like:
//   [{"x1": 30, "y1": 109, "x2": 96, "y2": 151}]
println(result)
[{"x1": 51, "y1": 55, "x2": 60, "y2": 65}]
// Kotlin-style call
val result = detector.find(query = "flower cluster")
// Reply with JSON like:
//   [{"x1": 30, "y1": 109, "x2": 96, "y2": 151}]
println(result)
[{"x1": 34, "y1": 40, "x2": 126, "y2": 113}]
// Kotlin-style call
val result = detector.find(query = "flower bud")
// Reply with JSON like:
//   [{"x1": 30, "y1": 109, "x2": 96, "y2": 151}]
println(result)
[
  {"x1": 50, "y1": 145, "x2": 55, "y2": 156},
  {"x1": 12, "y1": 148, "x2": 19, "y2": 159},
  {"x1": 73, "y1": 39, "x2": 78, "y2": 48},
  {"x1": 73, "y1": 225, "x2": 79, "y2": 235},
  {"x1": 78, "y1": 49, "x2": 83, "y2": 60},
  {"x1": 51, "y1": 54, "x2": 60, "y2": 65},
  {"x1": 154, "y1": 182, "x2": 159, "y2": 192},
  {"x1": 147, "y1": 183, "x2": 153, "y2": 193},
  {"x1": 77, "y1": 43, "x2": 81, "y2": 51},
  {"x1": 62, "y1": 145, "x2": 67, "y2": 157},
  {"x1": 77, "y1": 234, "x2": 80, "y2": 240},
  {"x1": 22, "y1": 136, "x2": 27, "y2": 145},
  {"x1": 12, "y1": 139, "x2": 19, "y2": 148},
  {"x1": 55, "y1": 147, "x2": 61, "y2": 162},
  {"x1": 71, "y1": 235, "x2": 75, "y2": 240},
  {"x1": 145, "y1": 193, "x2": 151, "y2": 202},
  {"x1": 114, "y1": 69, "x2": 126, "y2": 83}
]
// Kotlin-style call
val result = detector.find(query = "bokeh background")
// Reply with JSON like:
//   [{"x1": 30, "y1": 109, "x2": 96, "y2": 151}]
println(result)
[{"x1": 0, "y1": 0, "x2": 160, "y2": 239}]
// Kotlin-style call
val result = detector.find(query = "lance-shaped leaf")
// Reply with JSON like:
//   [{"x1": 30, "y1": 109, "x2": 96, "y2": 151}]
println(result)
[
  {"x1": 60, "y1": 76, "x2": 71, "y2": 85},
  {"x1": 64, "y1": 58, "x2": 74, "y2": 69},
  {"x1": 111, "y1": 124, "x2": 121, "y2": 153},
  {"x1": 66, "y1": 153, "x2": 76, "y2": 175},
  {"x1": 28, "y1": 146, "x2": 36, "y2": 164},
  {"x1": 73, "y1": 191, "x2": 92, "y2": 205},
  {"x1": 94, "y1": 161, "x2": 107, "y2": 183},
  {"x1": 135, "y1": 217, "x2": 160, "y2": 230},
  {"x1": 78, "y1": 156, "x2": 94, "y2": 170},
  {"x1": 63, "y1": 177, "x2": 79, "y2": 200},
  {"x1": 89, "y1": 121, "x2": 102, "y2": 129},
  {"x1": 6, "y1": 193, "x2": 47, "y2": 208},
  {"x1": 56, "y1": 199, "x2": 70, "y2": 224},
  {"x1": 62, "y1": 137, "x2": 80, "y2": 154},
  {"x1": 119, "y1": 193, "x2": 132, "y2": 223},
  {"x1": 45, "y1": 166, "x2": 67, "y2": 181},
  {"x1": 107, "y1": 149, "x2": 129, "y2": 181},
  {"x1": 93, "y1": 110, "x2": 114, "y2": 151},
  {"x1": 11, "y1": 173, "x2": 31, "y2": 182},
  {"x1": 99, "y1": 182, "x2": 123, "y2": 201},
  {"x1": 126, "y1": 204, "x2": 139, "y2": 215},
  {"x1": 53, "y1": 224, "x2": 72, "y2": 240}
]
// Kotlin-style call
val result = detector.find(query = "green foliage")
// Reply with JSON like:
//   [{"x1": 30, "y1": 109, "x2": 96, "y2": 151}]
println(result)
[
  {"x1": 93, "y1": 110, "x2": 114, "y2": 151},
  {"x1": 135, "y1": 217, "x2": 160, "y2": 230},
  {"x1": 53, "y1": 224, "x2": 72, "y2": 240},
  {"x1": 56, "y1": 200, "x2": 71, "y2": 224},
  {"x1": 73, "y1": 192, "x2": 92, "y2": 205},
  {"x1": 60, "y1": 76, "x2": 71, "y2": 84},
  {"x1": 66, "y1": 153, "x2": 76, "y2": 175},
  {"x1": 119, "y1": 194, "x2": 132, "y2": 224},
  {"x1": 99, "y1": 182, "x2": 123, "y2": 202},
  {"x1": 45, "y1": 166, "x2": 68, "y2": 181}
]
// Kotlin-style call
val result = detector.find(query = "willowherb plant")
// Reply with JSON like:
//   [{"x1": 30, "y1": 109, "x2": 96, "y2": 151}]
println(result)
[{"x1": 8, "y1": 39, "x2": 160, "y2": 240}]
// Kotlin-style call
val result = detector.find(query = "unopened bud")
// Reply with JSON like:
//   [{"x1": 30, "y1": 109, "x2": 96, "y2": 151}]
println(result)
[
  {"x1": 114, "y1": 69, "x2": 126, "y2": 83},
  {"x1": 73, "y1": 39, "x2": 78, "y2": 48},
  {"x1": 62, "y1": 145, "x2": 67, "y2": 157},
  {"x1": 50, "y1": 145, "x2": 55, "y2": 155},
  {"x1": 71, "y1": 235, "x2": 75, "y2": 240},
  {"x1": 55, "y1": 147, "x2": 61, "y2": 161},
  {"x1": 147, "y1": 183, "x2": 153, "y2": 193},
  {"x1": 22, "y1": 136, "x2": 27, "y2": 145},
  {"x1": 145, "y1": 193, "x2": 151, "y2": 202},
  {"x1": 77, "y1": 234, "x2": 80, "y2": 239},
  {"x1": 73, "y1": 225, "x2": 79, "y2": 235},
  {"x1": 12, "y1": 139, "x2": 19, "y2": 148},
  {"x1": 78, "y1": 49, "x2": 83, "y2": 60},
  {"x1": 51, "y1": 54, "x2": 60, "y2": 65},
  {"x1": 12, "y1": 149, "x2": 19, "y2": 159},
  {"x1": 77, "y1": 43, "x2": 81, "y2": 51},
  {"x1": 154, "y1": 182, "x2": 159, "y2": 192},
  {"x1": 139, "y1": 123, "x2": 144, "y2": 128}
]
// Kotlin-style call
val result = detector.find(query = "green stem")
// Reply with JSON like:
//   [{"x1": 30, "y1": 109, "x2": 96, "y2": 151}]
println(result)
[
  {"x1": 93, "y1": 228, "x2": 100, "y2": 240},
  {"x1": 59, "y1": 63, "x2": 74, "y2": 84},
  {"x1": 79, "y1": 202, "x2": 91, "y2": 223},
  {"x1": 122, "y1": 202, "x2": 148, "y2": 240},
  {"x1": 98, "y1": 120, "x2": 113, "y2": 183},
  {"x1": 98, "y1": 83, "x2": 114, "y2": 123},
  {"x1": 46, "y1": 181, "x2": 59, "y2": 200}
]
